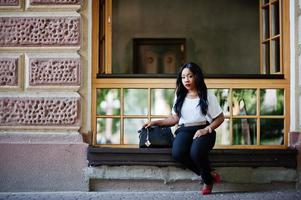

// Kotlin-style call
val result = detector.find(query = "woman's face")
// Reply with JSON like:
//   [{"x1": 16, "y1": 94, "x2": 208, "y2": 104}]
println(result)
[{"x1": 181, "y1": 68, "x2": 196, "y2": 91}]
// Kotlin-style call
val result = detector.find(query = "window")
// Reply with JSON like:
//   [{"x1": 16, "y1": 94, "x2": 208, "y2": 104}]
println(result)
[{"x1": 92, "y1": 0, "x2": 290, "y2": 148}]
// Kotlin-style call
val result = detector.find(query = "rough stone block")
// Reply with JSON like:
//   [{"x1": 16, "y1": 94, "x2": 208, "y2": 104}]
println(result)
[
  {"x1": 0, "y1": 142, "x2": 88, "y2": 192},
  {"x1": 29, "y1": 57, "x2": 80, "y2": 86},
  {"x1": 0, "y1": 0, "x2": 19, "y2": 6},
  {"x1": 30, "y1": 0, "x2": 82, "y2": 5},
  {"x1": 0, "y1": 57, "x2": 18, "y2": 86},
  {"x1": 0, "y1": 16, "x2": 80, "y2": 47},
  {"x1": 0, "y1": 96, "x2": 80, "y2": 126}
]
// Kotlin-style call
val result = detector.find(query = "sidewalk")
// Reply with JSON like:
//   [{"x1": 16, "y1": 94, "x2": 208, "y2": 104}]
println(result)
[{"x1": 1, "y1": 190, "x2": 301, "y2": 200}]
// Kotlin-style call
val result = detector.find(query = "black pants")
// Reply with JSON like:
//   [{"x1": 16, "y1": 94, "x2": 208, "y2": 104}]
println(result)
[{"x1": 172, "y1": 124, "x2": 216, "y2": 185}]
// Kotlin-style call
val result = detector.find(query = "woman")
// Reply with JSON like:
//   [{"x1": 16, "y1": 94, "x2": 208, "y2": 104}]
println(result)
[{"x1": 144, "y1": 62, "x2": 224, "y2": 195}]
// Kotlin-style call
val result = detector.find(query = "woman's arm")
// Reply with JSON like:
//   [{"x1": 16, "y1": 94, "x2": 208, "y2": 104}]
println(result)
[
  {"x1": 193, "y1": 112, "x2": 225, "y2": 139},
  {"x1": 207, "y1": 112, "x2": 225, "y2": 131},
  {"x1": 143, "y1": 114, "x2": 179, "y2": 128}
]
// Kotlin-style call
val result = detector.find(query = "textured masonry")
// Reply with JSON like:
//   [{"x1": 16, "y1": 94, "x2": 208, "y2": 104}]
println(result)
[
  {"x1": 0, "y1": 97, "x2": 80, "y2": 126},
  {"x1": 30, "y1": 0, "x2": 82, "y2": 5},
  {"x1": 29, "y1": 58, "x2": 80, "y2": 86},
  {"x1": 0, "y1": 17, "x2": 80, "y2": 47},
  {"x1": 0, "y1": 0, "x2": 19, "y2": 6},
  {"x1": 0, "y1": 58, "x2": 18, "y2": 86}
]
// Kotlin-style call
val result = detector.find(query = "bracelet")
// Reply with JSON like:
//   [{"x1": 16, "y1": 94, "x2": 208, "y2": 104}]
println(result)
[{"x1": 206, "y1": 126, "x2": 213, "y2": 133}]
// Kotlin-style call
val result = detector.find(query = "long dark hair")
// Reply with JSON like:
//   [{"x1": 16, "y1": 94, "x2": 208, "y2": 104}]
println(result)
[{"x1": 173, "y1": 62, "x2": 208, "y2": 117}]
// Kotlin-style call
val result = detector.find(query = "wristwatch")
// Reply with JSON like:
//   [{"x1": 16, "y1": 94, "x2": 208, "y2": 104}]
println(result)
[{"x1": 206, "y1": 126, "x2": 213, "y2": 133}]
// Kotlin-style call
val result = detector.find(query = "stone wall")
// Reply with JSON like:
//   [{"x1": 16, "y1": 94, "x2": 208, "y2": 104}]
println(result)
[{"x1": 0, "y1": 0, "x2": 90, "y2": 192}]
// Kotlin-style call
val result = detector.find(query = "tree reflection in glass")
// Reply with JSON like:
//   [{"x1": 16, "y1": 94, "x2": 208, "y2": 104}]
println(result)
[
  {"x1": 96, "y1": 89, "x2": 120, "y2": 115},
  {"x1": 124, "y1": 89, "x2": 148, "y2": 115},
  {"x1": 209, "y1": 89, "x2": 230, "y2": 116},
  {"x1": 260, "y1": 89, "x2": 284, "y2": 115},
  {"x1": 233, "y1": 89, "x2": 257, "y2": 116},
  {"x1": 151, "y1": 89, "x2": 174, "y2": 115},
  {"x1": 215, "y1": 118, "x2": 231, "y2": 145},
  {"x1": 124, "y1": 118, "x2": 148, "y2": 145},
  {"x1": 96, "y1": 118, "x2": 120, "y2": 144},
  {"x1": 233, "y1": 118, "x2": 257, "y2": 145},
  {"x1": 260, "y1": 118, "x2": 284, "y2": 145}
]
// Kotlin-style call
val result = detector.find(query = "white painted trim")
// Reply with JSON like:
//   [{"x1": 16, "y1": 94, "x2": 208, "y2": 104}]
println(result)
[{"x1": 290, "y1": 0, "x2": 297, "y2": 131}]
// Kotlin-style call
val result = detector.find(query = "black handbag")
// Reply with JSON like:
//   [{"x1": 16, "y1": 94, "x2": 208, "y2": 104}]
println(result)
[{"x1": 138, "y1": 126, "x2": 174, "y2": 148}]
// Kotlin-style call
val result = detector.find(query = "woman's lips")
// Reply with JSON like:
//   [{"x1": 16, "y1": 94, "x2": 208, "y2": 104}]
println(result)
[{"x1": 185, "y1": 84, "x2": 191, "y2": 87}]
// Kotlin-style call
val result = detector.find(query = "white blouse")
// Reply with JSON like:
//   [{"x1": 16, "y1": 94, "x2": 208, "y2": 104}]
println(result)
[{"x1": 172, "y1": 92, "x2": 223, "y2": 125}]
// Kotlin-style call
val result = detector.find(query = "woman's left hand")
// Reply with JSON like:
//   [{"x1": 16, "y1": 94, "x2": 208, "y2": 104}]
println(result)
[{"x1": 193, "y1": 128, "x2": 208, "y2": 139}]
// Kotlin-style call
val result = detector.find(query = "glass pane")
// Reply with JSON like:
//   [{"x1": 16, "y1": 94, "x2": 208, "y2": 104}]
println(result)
[
  {"x1": 215, "y1": 118, "x2": 230, "y2": 145},
  {"x1": 111, "y1": 0, "x2": 260, "y2": 75},
  {"x1": 96, "y1": 89, "x2": 120, "y2": 115},
  {"x1": 124, "y1": 89, "x2": 148, "y2": 115},
  {"x1": 260, "y1": 118, "x2": 284, "y2": 145},
  {"x1": 262, "y1": 42, "x2": 270, "y2": 74},
  {"x1": 233, "y1": 89, "x2": 257, "y2": 116},
  {"x1": 271, "y1": 1, "x2": 280, "y2": 36},
  {"x1": 262, "y1": 0, "x2": 269, "y2": 5},
  {"x1": 124, "y1": 118, "x2": 148, "y2": 145},
  {"x1": 271, "y1": 39, "x2": 280, "y2": 73},
  {"x1": 151, "y1": 89, "x2": 175, "y2": 115},
  {"x1": 260, "y1": 89, "x2": 284, "y2": 115},
  {"x1": 96, "y1": 118, "x2": 120, "y2": 144},
  {"x1": 233, "y1": 118, "x2": 257, "y2": 145},
  {"x1": 262, "y1": 7, "x2": 270, "y2": 39},
  {"x1": 209, "y1": 89, "x2": 230, "y2": 116}
]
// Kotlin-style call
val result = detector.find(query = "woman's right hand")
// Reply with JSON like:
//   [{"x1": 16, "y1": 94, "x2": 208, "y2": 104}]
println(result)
[{"x1": 143, "y1": 121, "x2": 157, "y2": 128}]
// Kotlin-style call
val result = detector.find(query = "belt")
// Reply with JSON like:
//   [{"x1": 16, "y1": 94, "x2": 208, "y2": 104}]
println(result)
[{"x1": 179, "y1": 121, "x2": 207, "y2": 127}]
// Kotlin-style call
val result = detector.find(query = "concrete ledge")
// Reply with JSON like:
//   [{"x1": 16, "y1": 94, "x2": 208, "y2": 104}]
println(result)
[{"x1": 85, "y1": 165, "x2": 298, "y2": 191}]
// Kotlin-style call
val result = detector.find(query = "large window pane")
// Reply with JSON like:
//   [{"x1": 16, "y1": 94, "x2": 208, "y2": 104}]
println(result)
[
  {"x1": 271, "y1": 1, "x2": 280, "y2": 36},
  {"x1": 215, "y1": 118, "x2": 230, "y2": 145},
  {"x1": 124, "y1": 118, "x2": 147, "y2": 145},
  {"x1": 262, "y1": 7, "x2": 270, "y2": 39},
  {"x1": 124, "y1": 89, "x2": 148, "y2": 115},
  {"x1": 151, "y1": 89, "x2": 174, "y2": 115},
  {"x1": 209, "y1": 89, "x2": 230, "y2": 116},
  {"x1": 233, "y1": 118, "x2": 257, "y2": 145},
  {"x1": 96, "y1": 89, "x2": 120, "y2": 115},
  {"x1": 260, "y1": 118, "x2": 284, "y2": 145},
  {"x1": 260, "y1": 89, "x2": 284, "y2": 115},
  {"x1": 112, "y1": 0, "x2": 260, "y2": 75},
  {"x1": 262, "y1": 42, "x2": 270, "y2": 74},
  {"x1": 233, "y1": 89, "x2": 257, "y2": 116},
  {"x1": 96, "y1": 118, "x2": 120, "y2": 144},
  {"x1": 271, "y1": 39, "x2": 280, "y2": 73}
]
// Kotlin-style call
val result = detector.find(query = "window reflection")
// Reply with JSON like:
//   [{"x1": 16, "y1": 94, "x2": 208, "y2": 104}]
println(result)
[
  {"x1": 151, "y1": 89, "x2": 174, "y2": 115},
  {"x1": 233, "y1": 89, "x2": 257, "y2": 116},
  {"x1": 233, "y1": 118, "x2": 257, "y2": 145},
  {"x1": 124, "y1": 118, "x2": 147, "y2": 145},
  {"x1": 209, "y1": 89, "x2": 230, "y2": 116},
  {"x1": 260, "y1": 89, "x2": 283, "y2": 115},
  {"x1": 97, "y1": 118, "x2": 120, "y2": 144},
  {"x1": 124, "y1": 89, "x2": 148, "y2": 115},
  {"x1": 96, "y1": 89, "x2": 120, "y2": 115},
  {"x1": 215, "y1": 118, "x2": 230, "y2": 145},
  {"x1": 260, "y1": 118, "x2": 284, "y2": 145}
]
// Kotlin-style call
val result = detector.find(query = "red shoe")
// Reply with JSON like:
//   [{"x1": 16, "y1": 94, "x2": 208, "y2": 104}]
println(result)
[
  {"x1": 201, "y1": 184, "x2": 213, "y2": 195},
  {"x1": 200, "y1": 172, "x2": 221, "y2": 195},
  {"x1": 211, "y1": 171, "x2": 221, "y2": 184}
]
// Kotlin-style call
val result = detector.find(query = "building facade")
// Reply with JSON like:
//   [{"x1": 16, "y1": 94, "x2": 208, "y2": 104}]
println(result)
[{"x1": 0, "y1": 0, "x2": 301, "y2": 191}]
